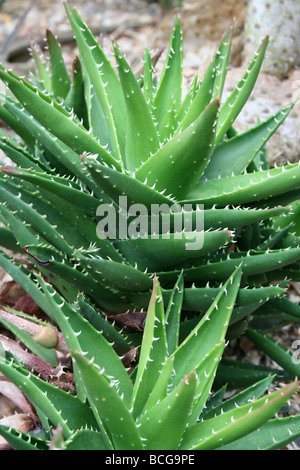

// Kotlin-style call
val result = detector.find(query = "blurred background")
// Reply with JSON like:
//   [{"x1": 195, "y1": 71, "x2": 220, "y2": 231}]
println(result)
[{"x1": 0, "y1": 0, "x2": 299, "y2": 163}]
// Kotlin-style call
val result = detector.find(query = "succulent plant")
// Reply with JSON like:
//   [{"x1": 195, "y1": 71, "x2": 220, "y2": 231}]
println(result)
[
  {"x1": 1, "y1": 268, "x2": 300, "y2": 451},
  {"x1": 0, "y1": 2, "x2": 300, "y2": 448}
]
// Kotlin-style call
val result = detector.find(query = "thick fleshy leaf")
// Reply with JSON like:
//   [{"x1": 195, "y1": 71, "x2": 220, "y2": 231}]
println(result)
[
  {"x1": 135, "y1": 99, "x2": 220, "y2": 200},
  {"x1": 187, "y1": 342, "x2": 226, "y2": 425},
  {"x1": 214, "y1": 358, "x2": 292, "y2": 390},
  {"x1": 65, "y1": 56, "x2": 88, "y2": 125},
  {"x1": 203, "y1": 103, "x2": 293, "y2": 179},
  {"x1": 215, "y1": 36, "x2": 269, "y2": 146},
  {"x1": 1, "y1": 166, "x2": 99, "y2": 217},
  {"x1": 2, "y1": 96, "x2": 102, "y2": 195},
  {"x1": 131, "y1": 276, "x2": 168, "y2": 419},
  {"x1": 245, "y1": 327, "x2": 300, "y2": 378},
  {"x1": 38, "y1": 277, "x2": 133, "y2": 403},
  {"x1": 114, "y1": 42, "x2": 159, "y2": 171},
  {"x1": 179, "y1": 381, "x2": 299, "y2": 450},
  {"x1": 0, "y1": 138, "x2": 45, "y2": 171},
  {"x1": 152, "y1": 18, "x2": 183, "y2": 139},
  {"x1": 65, "y1": 429, "x2": 106, "y2": 450},
  {"x1": 114, "y1": 230, "x2": 231, "y2": 272},
  {"x1": 156, "y1": 248, "x2": 300, "y2": 284},
  {"x1": 85, "y1": 157, "x2": 174, "y2": 209},
  {"x1": 124, "y1": 284, "x2": 285, "y2": 314},
  {"x1": 0, "y1": 314, "x2": 57, "y2": 366},
  {"x1": 160, "y1": 206, "x2": 288, "y2": 231},
  {"x1": 211, "y1": 23, "x2": 233, "y2": 101},
  {"x1": 29, "y1": 40, "x2": 52, "y2": 93},
  {"x1": 64, "y1": 3, "x2": 125, "y2": 159},
  {"x1": 0, "y1": 69, "x2": 121, "y2": 170},
  {"x1": 0, "y1": 358, "x2": 97, "y2": 439},
  {"x1": 171, "y1": 265, "x2": 242, "y2": 388},
  {"x1": 46, "y1": 29, "x2": 71, "y2": 99},
  {"x1": 219, "y1": 415, "x2": 300, "y2": 450},
  {"x1": 202, "y1": 375, "x2": 275, "y2": 421},
  {"x1": 0, "y1": 426, "x2": 48, "y2": 450},
  {"x1": 175, "y1": 61, "x2": 216, "y2": 135},
  {"x1": 73, "y1": 250, "x2": 153, "y2": 292},
  {"x1": 184, "y1": 162, "x2": 300, "y2": 208},
  {"x1": 137, "y1": 373, "x2": 197, "y2": 450},
  {"x1": 71, "y1": 351, "x2": 144, "y2": 450},
  {"x1": 165, "y1": 271, "x2": 184, "y2": 355}
]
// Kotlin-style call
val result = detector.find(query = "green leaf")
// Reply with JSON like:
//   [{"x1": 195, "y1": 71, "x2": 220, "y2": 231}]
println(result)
[
  {"x1": 29, "y1": 40, "x2": 52, "y2": 92},
  {"x1": 0, "y1": 69, "x2": 122, "y2": 170},
  {"x1": 175, "y1": 74, "x2": 198, "y2": 124},
  {"x1": 152, "y1": 18, "x2": 183, "y2": 139},
  {"x1": 142, "y1": 48, "x2": 154, "y2": 105},
  {"x1": 0, "y1": 97, "x2": 35, "y2": 149},
  {"x1": 0, "y1": 425, "x2": 48, "y2": 450},
  {"x1": 85, "y1": 157, "x2": 174, "y2": 209},
  {"x1": 214, "y1": 358, "x2": 292, "y2": 390},
  {"x1": 135, "y1": 99, "x2": 220, "y2": 200},
  {"x1": 114, "y1": 230, "x2": 231, "y2": 272},
  {"x1": 1, "y1": 166, "x2": 99, "y2": 217},
  {"x1": 65, "y1": 56, "x2": 88, "y2": 125},
  {"x1": 202, "y1": 375, "x2": 275, "y2": 421},
  {"x1": 171, "y1": 265, "x2": 242, "y2": 388},
  {"x1": 211, "y1": 23, "x2": 233, "y2": 101},
  {"x1": 131, "y1": 276, "x2": 168, "y2": 419},
  {"x1": 0, "y1": 137, "x2": 45, "y2": 171},
  {"x1": 38, "y1": 277, "x2": 133, "y2": 405},
  {"x1": 165, "y1": 271, "x2": 184, "y2": 355},
  {"x1": 219, "y1": 415, "x2": 300, "y2": 450},
  {"x1": 65, "y1": 429, "x2": 106, "y2": 450},
  {"x1": 188, "y1": 341, "x2": 226, "y2": 425},
  {"x1": 22, "y1": 245, "x2": 130, "y2": 313},
  {"x1": 137, "y1": 373, "x2": 197, "y2": 450},
  {"x1": 114, "y1": 42, "x2": 159, "y2": 171},
  {"x1": 185, "y1": 162, "x2": 300, "y2": 208},
  {"x1": 253, "y1": 296, "x2": 300, "y2": 325},
  {"x1": 46, "y1": 29, "x2": 71, "y2": 99},
  {"x1": 168, "y1": 206, "x2": 288, "y2": 231},
  {"x1": 156, "y1": 248, "x2": 300, "y2": 284},
  {"x1": 125, "y1": 284, "x2": 285, "y2": 314},
  {"x1": 0, "y1": 179, "x2": 74, "y2": 256},
  {"x1": 74, "y1": 295, "x2": 133, "y2": 355},
  {"x1": 64, "y1": 3, "x2": 126, "y2": 159},
  {"x1": 73, "y1": 250, "x2": 153, "y2": 292},
  {"x1": 0, "y1": 252, "x2": 51, "y2": 315},
  {"x1": 215, "y1": 36, "x2": 269, "y2": 146},
  {"x1": 203, "y1": 103, "x2": 293, "y2": 179},
  {"x1": 174, "y1": 61, "x2": 216, "y2": 135},
  {"x1": 0, "y1": 225, "x2": 20, "y2": 253},
  {"x1": 71, "y1": 351, "x2": 144, "y2": 450},
  {"x1": 179, "y1": 380, "x2": 299, "y2": 450},
  {"x1": 0, "y1": 358, "x2": 97, "y2": 439},
  {"x1": 2, "y1": 96, "x2": 101, "y2": 195},
  {"x1": 245, "y1": 327, "x2": 300, "y2": 378}
]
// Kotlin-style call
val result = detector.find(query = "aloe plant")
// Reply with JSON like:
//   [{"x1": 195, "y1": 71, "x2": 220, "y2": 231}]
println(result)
[
  {"x1": 0, "y1": 268, "x2": 299, "y2": 450},
  {"x1": 0, "y1": 1, "x2": 299, "y2": 437}
]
